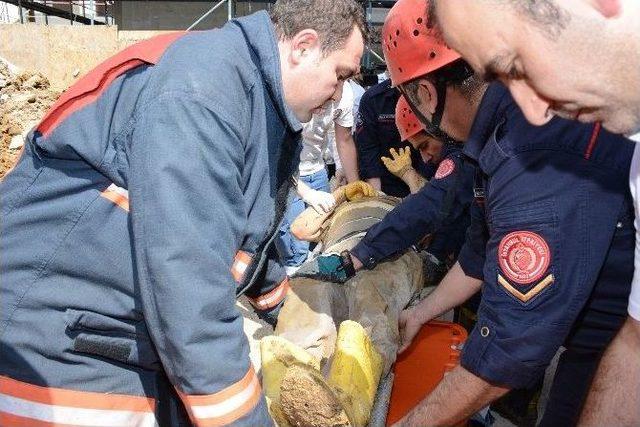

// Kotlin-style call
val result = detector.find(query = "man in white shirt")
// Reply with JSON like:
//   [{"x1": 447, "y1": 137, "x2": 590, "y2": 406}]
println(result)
[
  {"x1": 428, "y1": 1, "x2": 640, "y2": 424},
  {"x1": 276, "y1": 81, "x2": 356, "y2": 274}
]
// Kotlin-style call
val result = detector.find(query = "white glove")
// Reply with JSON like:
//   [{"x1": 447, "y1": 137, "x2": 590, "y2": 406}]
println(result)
[{"x1": 302, "y1": 189, "x2": 336, "y2": 214}]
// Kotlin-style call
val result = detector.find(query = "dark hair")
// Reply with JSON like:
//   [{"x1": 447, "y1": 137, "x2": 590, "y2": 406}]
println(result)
[
  {"x1": 270, "y1": 0, "x2": 368, "y2": 54},
  {"x1": 430, "y1": 0, "x2": 570, "y2": 40},
  {"x1": 403, "y1": 59, "x2": 483, "y2": 106}
]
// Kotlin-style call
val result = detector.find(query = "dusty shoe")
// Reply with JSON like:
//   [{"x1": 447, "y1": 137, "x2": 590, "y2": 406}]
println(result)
[{"x1": 280, "y1": 364, "x2": 351, "y2": 427}]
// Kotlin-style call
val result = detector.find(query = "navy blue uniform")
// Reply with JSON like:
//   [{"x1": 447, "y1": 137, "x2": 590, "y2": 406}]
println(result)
[
  {"x1": 351, "y1": 143, "x2": 473, "y2": 269},
  {"x1": 458, "y1": 83, "x2": 634, "y2": 425},
  {"x1": 355, "y1": 79, "x2": 430, "y2": 197}
]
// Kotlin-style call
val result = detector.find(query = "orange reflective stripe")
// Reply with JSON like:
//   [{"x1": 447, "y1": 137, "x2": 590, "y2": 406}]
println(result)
[
  {"x1": 248, "y1": 277, "x2": 290, "y2": 310},
  {"x1": 178, "y1": 366, "x2": 261, "y2": 427},
  {"x1": 0, "y1": 412, "x2": 60, "y2": 427},
  {"x1": 0, "y1": 376, "x2": 155, "y2": 412},
  {"x1": 100, "y1": 183, "x2": 129, "y2": 212},
  {"x1": 230, "y1": 250, "x2": 252, "y2": 283}
]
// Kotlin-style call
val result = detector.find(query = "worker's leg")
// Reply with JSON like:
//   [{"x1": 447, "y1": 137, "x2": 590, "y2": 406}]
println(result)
[
  {"x1": 347, "y1": 250, "x2": 423, "y2": 373},
  {"x1": 275, "y1": 276, "x2": 348, "y2": 364},
  {"x1": 579, "y1": 317, "x2": 640, "y2": 426}
]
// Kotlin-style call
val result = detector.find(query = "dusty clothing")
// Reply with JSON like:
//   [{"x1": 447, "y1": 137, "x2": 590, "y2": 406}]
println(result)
[{"x1": 276, "y1": 197, "x2": 423, "y2": 373}]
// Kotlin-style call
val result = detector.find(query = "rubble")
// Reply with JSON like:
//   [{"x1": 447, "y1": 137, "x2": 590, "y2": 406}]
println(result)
[{"x1": 0, "y1": 60, "x2": 60, "y2": 178}]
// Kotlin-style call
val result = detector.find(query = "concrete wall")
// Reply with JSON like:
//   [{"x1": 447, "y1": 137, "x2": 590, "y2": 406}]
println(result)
[{"x1": 0, "y1": 24, "x2": 173, "y2": 90}]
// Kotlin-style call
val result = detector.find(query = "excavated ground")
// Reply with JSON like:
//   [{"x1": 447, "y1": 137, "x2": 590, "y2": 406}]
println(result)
[{"x1": 0, "y1": 60, "x2": 60, "y2": 178}]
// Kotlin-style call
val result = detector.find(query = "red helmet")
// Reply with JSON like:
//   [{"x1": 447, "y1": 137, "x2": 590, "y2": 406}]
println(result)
[
  {"x1": 382, "y1": 0, "x2": 461, "y2": 87},
  {"x1": 395, "y1": 96, "x2": 424, "y2": 141}
]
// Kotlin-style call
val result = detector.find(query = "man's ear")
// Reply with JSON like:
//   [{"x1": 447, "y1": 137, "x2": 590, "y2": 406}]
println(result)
[
  {"x1": 289, "y1": 29, "x2": 320, "y2": 65},
  {"x1": 416, "y1": 78, "x2": 438, "y2": 116},
  {"x1": 589, "y1": 0, "x2": 621, "y2": 18}
]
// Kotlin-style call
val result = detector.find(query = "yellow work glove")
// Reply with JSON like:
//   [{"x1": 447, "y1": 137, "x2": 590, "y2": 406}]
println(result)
[
  {"x1": 344, "y1": 180, "x2": 376, "y2": 201},
  {"x1": 381, "y1": 146, "x2": 413, "y2": 179}
]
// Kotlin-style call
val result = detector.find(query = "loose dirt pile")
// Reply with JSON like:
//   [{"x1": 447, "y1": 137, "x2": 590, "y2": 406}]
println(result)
[{"x1": 0, "y1": 60, "x2": 60, "y2": 178}]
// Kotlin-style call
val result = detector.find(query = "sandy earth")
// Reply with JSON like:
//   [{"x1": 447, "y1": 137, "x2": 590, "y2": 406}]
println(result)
[{"x1": 0, "y1": 59, "x2": 60, "y2": 178}]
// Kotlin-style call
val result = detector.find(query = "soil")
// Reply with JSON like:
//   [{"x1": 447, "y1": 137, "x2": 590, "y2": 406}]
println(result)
[
  {"x1": 0, "y1": 60, "x2": 60, "y2": 178},
  {"x1": 280, "y1": 364, "x2": 351, "y2": 427}
]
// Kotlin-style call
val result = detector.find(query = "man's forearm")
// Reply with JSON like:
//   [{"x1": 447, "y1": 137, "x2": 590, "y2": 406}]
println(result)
[
  {"x1": 335, "y1": 127, "x2": 359, "y2": 183},
  {"x1": 394, "y1": 366, "x2": 509, "y2": 426},
  {"x1": 401, "y1": 168, "x2": 428, "y2": 194},
  {"x1": 414, "y1": 261, "x2": 482, "y2": 322},
  {"x1": 579, "y1": 317, "x2": 640, "y2": 426},
  {"x1": 366, "y1": 177, "x2": 382, "y2": 191}
]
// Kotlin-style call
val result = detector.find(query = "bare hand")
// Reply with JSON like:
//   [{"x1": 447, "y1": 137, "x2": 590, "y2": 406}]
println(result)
[{"x1": 398, "y1": 308, "x2": 426, "y2": 354}]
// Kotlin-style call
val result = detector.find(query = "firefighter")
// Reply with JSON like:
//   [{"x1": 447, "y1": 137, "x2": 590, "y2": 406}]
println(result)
[
  {"x1": 429, "y1": 2, "x2": 640, "y2": 424},
  {"x1": 382, "y1": 1, "x2": 634, "y2": 425},
  {"x1": 0, "y1": 1, "x2": 365, "y2": 425}
]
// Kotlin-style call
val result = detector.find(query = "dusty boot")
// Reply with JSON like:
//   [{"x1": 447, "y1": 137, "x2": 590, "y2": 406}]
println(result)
[
  {"x1": 280, "y1": 364, "x2": 351, "y2": 427},
  {"x1": 260, "y1": 336, "x2": 320, "y2": 426},
  {"x1": 279, "y1": 320, "x2": 383, "y2": 426},
  {"x1": 328, "y1": 320, "x2": 383, "y2": 426}
]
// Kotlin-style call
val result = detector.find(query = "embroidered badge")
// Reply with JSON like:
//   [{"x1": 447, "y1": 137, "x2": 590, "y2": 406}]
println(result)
[
  {"x1": 434, "y1": 158, "x2": 455, "y2": 179},
  {"x1": 498, "y1": 231, "x2": 550, "y2": 285}
]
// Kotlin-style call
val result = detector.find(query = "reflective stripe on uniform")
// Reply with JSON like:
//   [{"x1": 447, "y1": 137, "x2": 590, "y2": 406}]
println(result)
[
  {"x1": 178, "y1": 366, "x2": 261, "y2": 427},
  {"x1": 230, "y1": 250, "x2": 252, "y2": 283},
  {"x1": 0, "y1": 375, "x2": 156, "y2": 427},
  {"x1": 247, "y1": 277, "x2": 289, "y2": 310},
  {"x1": 100, "y1": 183, "x2": 130, "y2": 212}
]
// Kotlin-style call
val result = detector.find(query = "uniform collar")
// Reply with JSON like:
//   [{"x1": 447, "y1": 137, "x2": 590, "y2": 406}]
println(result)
[
  {"x1": 463, "y1": 82, "x2": 511, "y2": 161},
  {"x1": 231, "y1": 11, "x2": 302, "y2": 133}
]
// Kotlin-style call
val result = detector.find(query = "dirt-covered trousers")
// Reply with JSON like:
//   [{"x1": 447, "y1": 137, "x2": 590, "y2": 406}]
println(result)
[{"x1": 275, "y1": 250, "x2": 423, "y2": 374}]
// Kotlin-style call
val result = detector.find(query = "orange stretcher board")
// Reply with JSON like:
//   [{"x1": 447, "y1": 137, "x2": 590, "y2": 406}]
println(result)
[{"x1": 386, "y1": 321, "x2": 467, "y2": 425}]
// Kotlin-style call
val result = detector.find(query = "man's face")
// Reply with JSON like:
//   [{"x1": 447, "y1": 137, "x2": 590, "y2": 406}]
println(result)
[
  {"x1": 282, "y1": 27, "x2": 364, "y2": 122},
  {"x1": 400, "y1": 77, "x2": 480, "y2": 142},
  {"x1": 408, "y1": 131, "x2": 444, "y2": 164},
  {"x1": 434, "y1": 0, "x2": 640, "y2": 135}
]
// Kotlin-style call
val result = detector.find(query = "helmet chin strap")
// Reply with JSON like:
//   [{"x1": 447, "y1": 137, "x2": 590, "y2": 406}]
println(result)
[{"x1": 403, "y1": 84, "x2": 465, "y2": 146}]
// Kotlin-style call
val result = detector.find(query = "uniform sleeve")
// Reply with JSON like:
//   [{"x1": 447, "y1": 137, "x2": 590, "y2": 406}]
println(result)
[
  {"x1": 128, "y1": 93, "x2": 271, "y2": 426},
  {"x1": 460, "y1": 147, "x2": 630, "y2": 390},
  {"x1": 351, "y1": 155, "x2": 471, "y2": 268},
  {"x1": 457, "y1": 196, "x2": 488, "y2": 280},
  {"x1": 355, "y1": 96, "x2": 386, "y2": 180}
]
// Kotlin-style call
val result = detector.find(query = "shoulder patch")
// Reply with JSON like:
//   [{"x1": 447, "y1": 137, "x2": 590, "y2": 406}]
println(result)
[
  {"x1": 434, "y1": 158, "x2": 455, "y2": 179},
  {"x1": 498, "y1": 231, "x2": 550, "y2": 285}
]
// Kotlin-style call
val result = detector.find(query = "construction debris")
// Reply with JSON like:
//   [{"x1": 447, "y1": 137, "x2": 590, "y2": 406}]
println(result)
[{"x1": 0, "y1": 60, "x2": 60, "y2": 178}]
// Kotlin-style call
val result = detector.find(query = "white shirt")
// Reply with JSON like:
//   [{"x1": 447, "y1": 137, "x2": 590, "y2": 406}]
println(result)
[
  {"x1": 298, "y1": 82, "x2": 354, "y2": 176},
  {"x1": 628, "y1": 132, "x2": 640, "y2": 320}
]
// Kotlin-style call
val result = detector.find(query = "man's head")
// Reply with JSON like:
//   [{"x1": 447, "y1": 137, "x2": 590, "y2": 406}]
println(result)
[
  {"x1": 396, "y1": 95, "x2": 443, "y2": 163},
  {"x1": 432, "y1": 0, "x2": 640, "y2": 135},
  {"x1": 382, "y1": 0, "x2": 487, "y2": 143},
  {"x1": 272, "y1": 0, "x2": 366, "y2": 122}
]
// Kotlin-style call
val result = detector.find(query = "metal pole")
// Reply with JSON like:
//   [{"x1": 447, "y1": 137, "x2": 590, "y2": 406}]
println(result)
[
  {"x1": 227, "y1": 0, "x2": 234, "y2": 21},
  {"x1": 18, "y1": 0, "x2": 24, "y2": 23},
  {"x1": 186, "y1": 0, "x2": 227, "y2": 31},
  {"x1": 366, "y1": 45, "x2": 385, "y2": 64},
  {"x1": 89, "y1": 0, "x2": 94, "y2": 25},
  {"x1": 44, "y1": 0, "x2": 49, "y2": 25}
]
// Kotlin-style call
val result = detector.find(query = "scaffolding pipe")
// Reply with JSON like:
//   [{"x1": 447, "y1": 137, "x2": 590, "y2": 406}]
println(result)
[
  {"x1": 18, "y1": 0, "x2": 23, "y2": 23},
  {"x1": 366, "y1": 45, "x2": 385, "y2": 64},
  {"x1": 187, "y1": 0, "x2": 228, "y2": 31},
  {"x1": 89, "y1": 0, "x2": 94, "y2": 24},
  {"x1": 227, "y1": 0, "x2": 234, "y2": 21}
]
